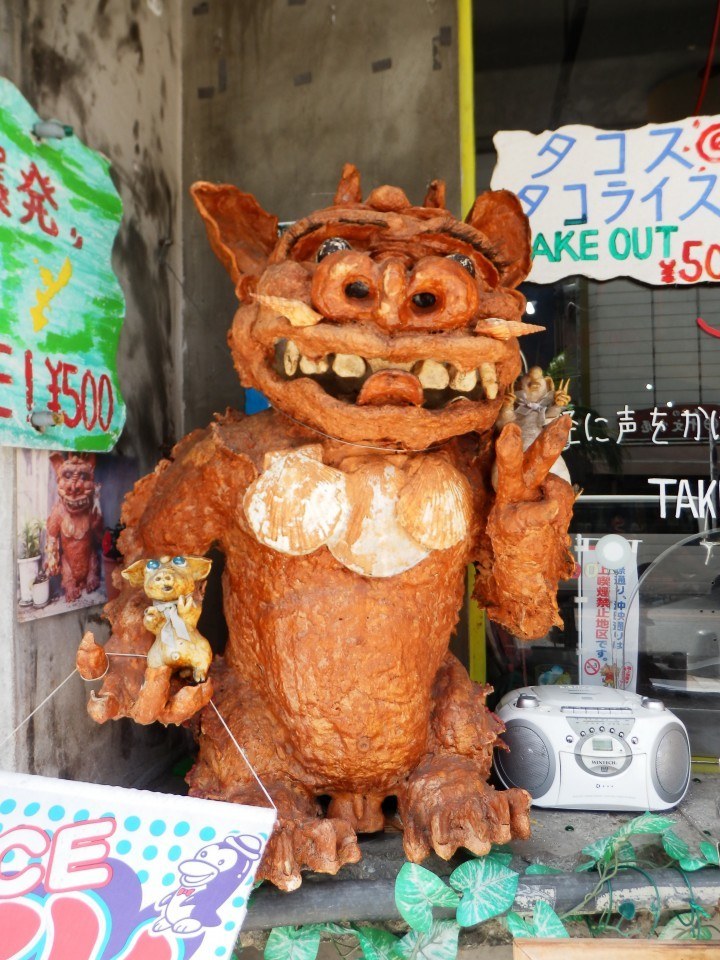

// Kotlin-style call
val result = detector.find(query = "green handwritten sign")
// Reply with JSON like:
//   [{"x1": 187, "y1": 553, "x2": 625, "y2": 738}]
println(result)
[{"x1": 0, "y1": 77, "x2": 125, "y2": 451}]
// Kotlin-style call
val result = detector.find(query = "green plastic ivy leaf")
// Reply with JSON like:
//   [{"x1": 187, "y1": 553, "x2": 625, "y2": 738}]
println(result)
[
  {"x1": 395, "y1": 920, "x2": 459, "y2": 960},
  {"x1": 663, "y1": 830, "x2": 690, "y2": 861},
  {"x1": 615, "y1": 812, "x2": 675, "y2": 838},
  {"x1": 395, "y1": 863, "x2": 460, "y2": 933},
  {"x1": 700, "y1": 841, "x2": 720, "y2": 866},
  {"x1": 487, "y1": 852, "x2": 514, "y2": 867},
  {"x1": 618, "y1": 901, "x2": 636, "y2": 921},
  {"x1": 356, "y1": 928, "x2": 401, "y2": 960},
  {"x1": 580, "y1": 835, "x2": 613, "y2": 864},
  {"x1": 506, "y1": 911, "x2": 534, "y2": 938},
  {"x1": 616, "y1": 840, "x2": 637, "y2": 866},
  {"x1": 659, "y1": 913, "x2": 711, "y2": 941},
  {"x1": 525, "y1": 863, "x2": 563, "y2": 875},
  {"x1": 532, "y1": 900, "x2": 569, "y2": 939},
  {"x1": 449, "y1": 857, "x2": 519, "y2": 927},
  {"x1": 265, "y1": 926, "x2": 322, "y2": 960},
  {"x1": 320, "y1": 923, "x2": 350, "y2": 937},
  {"x1": 677, "y1": 856, "x2": 708, "y2": 872}
]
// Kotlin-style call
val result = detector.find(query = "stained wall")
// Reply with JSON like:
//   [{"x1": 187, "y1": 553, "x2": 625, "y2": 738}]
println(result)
[
  {"x1": 0, "y1": 0, "x2": 186, "y2": 783},
  {"x1": 0, "y1": 0, "x2": 462, "y2": 781}
]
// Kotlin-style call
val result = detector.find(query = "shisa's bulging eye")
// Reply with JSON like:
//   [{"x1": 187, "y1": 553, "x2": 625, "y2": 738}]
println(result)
[
  {"x1": 446, "y1": 253, "x2": 476, "y2": 277},
  {"x1": 317, "y1": 237, "x2": 352, "y2": 261},
  {"x1": 147, "y1": 559, "x2": 160, "y2": 570},
  {"x1": 172, "y1": 556, "x2": 187, "y2": 566}
]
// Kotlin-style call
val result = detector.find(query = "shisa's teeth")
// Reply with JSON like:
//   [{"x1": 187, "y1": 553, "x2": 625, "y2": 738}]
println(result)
[
  {"x1": 367, "y1": 358, "x2": 414, "y2": 373},
  {"x1": 333, "y1": 353, "x2": 367, "y2": 378},
  {"x1": 299, "y1": 354, "x2": 330, "y2": 375},
  {"x1": 449, "y1": 367, "x2": 478, "y2": 392},
  {"x1": 284, "y1": 340, "x2": 300, "y2": 376},
  {"x1": 413, "y1": 359, "x2": 450, "y2": 390},
  {"x1": 479, "y1": 362, "x2": 498, "y2": 399}
]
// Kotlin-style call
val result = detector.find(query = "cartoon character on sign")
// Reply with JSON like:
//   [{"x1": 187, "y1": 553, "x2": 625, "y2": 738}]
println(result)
[
  {"x1": 46, "y1": 452, "x2": 103, "y2": 601},
  {"x1": 152, "y1": 834, "x2": 262, "y2": 937}
]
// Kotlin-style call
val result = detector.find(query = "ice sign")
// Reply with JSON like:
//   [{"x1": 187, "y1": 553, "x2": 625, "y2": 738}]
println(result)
[
  {"x1": 0, "y1": 77, "x2": 125, "y2": 451},
  {"x1": 492, "y1": 117, "x2": 720, "y2": 286}
]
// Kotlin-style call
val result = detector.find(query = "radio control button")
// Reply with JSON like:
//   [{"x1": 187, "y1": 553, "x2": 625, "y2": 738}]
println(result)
[
  {"x1": 631, "y1": 736, "x2": 639, "y2": 745},
  {"x1": 516, "y1": 694, "x2": 540, "y2": 709},
  {"x1": 641, "y1": 697, "x2": 665, "y2": 711},
  {"x1": 609, "y1": 727, "x2": 615, "y2": 734},
  {"x1": 619, "y1": 732, "x2": 624, "y2": 738},
  {"x1": 589, "y1": 727, "x2": 595, "y2": 733},
  {"x1": 599, "y1": 726, "x2": 605, "y2": 732},
  {"x1": 580, "y1": 731, "x2": 586, "y2": 737},
  {"x1": 566, "y1": 735, "x2": 573, "y2": 743}
]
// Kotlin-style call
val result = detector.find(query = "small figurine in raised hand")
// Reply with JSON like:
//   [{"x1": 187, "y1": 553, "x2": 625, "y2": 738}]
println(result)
[
  {"x1": 78, "y1": 555, "x2": 214, "y2": 725},
  {"x1": 122, "y1": 555, "x2": 213, "y2": 683}
]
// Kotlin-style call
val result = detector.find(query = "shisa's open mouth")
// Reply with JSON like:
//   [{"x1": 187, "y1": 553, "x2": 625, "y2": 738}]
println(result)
[
  {"x1": 251, "y1": 298, "x2": 541, "y2": 417},
  {"x1": 65, "y1": 495, "x2": 91, "y2": 512},
  {"x1": 273, "y1": 338, "x2": 502, "y2": 410}
]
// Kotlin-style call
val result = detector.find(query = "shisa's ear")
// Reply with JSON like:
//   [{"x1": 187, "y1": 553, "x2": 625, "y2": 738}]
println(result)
[
  {"x1": 191, "y1": 182, "x2": 279, "y2": 299},
  {"x1": 465, "y1": 189, "x2": 531, "y2": 289},
  {"x1": 334, "y1": 163, "x2": 362, "y2": 204},
  {"x1": 49, "y1": 452, "x2": 65, "y2": 476}
]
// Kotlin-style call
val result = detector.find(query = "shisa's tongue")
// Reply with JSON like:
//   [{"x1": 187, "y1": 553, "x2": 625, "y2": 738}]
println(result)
[{"x1": 356, "y1": 370, "x2": 424, "y2": 407}]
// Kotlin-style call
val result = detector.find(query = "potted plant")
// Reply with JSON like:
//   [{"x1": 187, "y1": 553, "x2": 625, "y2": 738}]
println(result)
[
  {"x1": 17, "y1": 519, "x2": 44, "y2": 606},
  {"x1": 31, "y1": 568, "x2": 50, "y2": 608}
]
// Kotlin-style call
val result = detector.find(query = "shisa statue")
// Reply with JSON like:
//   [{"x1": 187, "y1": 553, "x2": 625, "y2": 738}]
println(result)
[{"x1": 78, "y1": 165, "x2": 574, "y2": 891}]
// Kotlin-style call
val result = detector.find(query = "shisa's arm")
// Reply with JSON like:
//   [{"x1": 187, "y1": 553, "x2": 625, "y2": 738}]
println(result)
[
  {"x1": 473, "y1": 416, "x2": 575, "y2": 641},
  {"x1": 78, "y1": 424, "x2": 253, "y2": 725}
]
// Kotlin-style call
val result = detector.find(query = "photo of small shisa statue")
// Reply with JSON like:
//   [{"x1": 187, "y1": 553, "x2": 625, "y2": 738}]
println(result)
[{"x1": 15, "y1": 450, "x2": 137, "y2": 621}]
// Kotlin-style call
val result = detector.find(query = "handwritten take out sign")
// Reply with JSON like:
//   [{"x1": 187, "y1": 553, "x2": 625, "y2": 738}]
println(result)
[
  {"x1": 492, "y1": 116, "x2": 720, "y2": 287},
  {"x1": 0, "y1": 77, "x2": 125, "y2": 451},
  {"x1": 0, "y1": 770, "x2": 275, "y2": 960}
]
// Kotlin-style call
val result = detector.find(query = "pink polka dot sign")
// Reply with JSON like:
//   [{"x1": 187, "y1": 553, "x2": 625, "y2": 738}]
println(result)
[{"x1": 0, "y1": 770, "x2": 276, "y2": 960}]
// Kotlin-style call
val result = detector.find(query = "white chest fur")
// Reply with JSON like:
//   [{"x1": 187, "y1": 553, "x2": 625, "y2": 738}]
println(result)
[{"x1": 243, "y1": 445, "x2": 472, "y2": 578}]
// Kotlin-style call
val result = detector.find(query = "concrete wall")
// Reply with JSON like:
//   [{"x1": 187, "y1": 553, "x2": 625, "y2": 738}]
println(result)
[
  {"x1": 0, "y1": 0, "x2": 463, "y2": 783},
  {"x1": 181, "y1": 0, "x2": 460, "y2": 432},
  {"x1": 0, "y1": 0, "x2": 186, "y2": 784}
]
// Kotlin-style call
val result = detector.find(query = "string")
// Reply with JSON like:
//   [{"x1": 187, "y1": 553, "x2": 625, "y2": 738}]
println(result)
[
  {"x1": 79, "y1": 654, "x2": 276, "y2": 810},
  {"x1": 208, "y1": 699, "x2": 277, "y2": 812},
  {"x1": 0, "y1": 668, "x2": 78, "y2": 750},
  {"x1": 0, "y1": 653, "x2": 278, "y2": 815}
]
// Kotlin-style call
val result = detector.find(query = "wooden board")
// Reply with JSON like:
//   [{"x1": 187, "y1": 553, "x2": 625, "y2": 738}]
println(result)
[{"x1": 514, "y1": 940, "x2": 718, "y2": 960}]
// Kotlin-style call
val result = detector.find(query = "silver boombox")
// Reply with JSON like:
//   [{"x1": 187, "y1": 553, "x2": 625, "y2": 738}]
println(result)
[{"x1": 493, "y1": 685, "x2": 691, "y2": 811}]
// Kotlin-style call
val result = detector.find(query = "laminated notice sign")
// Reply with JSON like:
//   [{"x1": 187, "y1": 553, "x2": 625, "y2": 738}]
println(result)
[
  {"x1": 0, "y1": 771, "x2": 275, "y2": 960},
  {"x1": 578, "y1": 539, "x2": 640, "y2": 691},
  {"x1": 0, "y1": 77, "x2": 125, "y2": 451},
  {"x1": 492, "y1": 116, "x2": 720, "y2": 286}
]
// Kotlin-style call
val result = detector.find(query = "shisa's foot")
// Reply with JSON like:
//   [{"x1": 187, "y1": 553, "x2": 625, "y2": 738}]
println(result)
[
  {"x1": 259, "y1": 810, "x2": 362, "y2": 891},
  {"x1": 400, "y1": 757, "x2": 531, "y2": 861}
]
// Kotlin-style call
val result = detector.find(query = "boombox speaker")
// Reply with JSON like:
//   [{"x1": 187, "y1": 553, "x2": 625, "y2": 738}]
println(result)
[{"x1": 493, "y1": 685, "x2": 691, "y2": 811}]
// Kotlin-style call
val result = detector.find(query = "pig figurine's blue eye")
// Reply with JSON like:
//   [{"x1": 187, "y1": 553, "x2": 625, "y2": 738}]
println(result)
[
  {"x1": 172, "y1": 556, "x2": 186, "y2": 566},
  {"x1": 146, "y1": 559, "x2": 160, "y2": 570}
]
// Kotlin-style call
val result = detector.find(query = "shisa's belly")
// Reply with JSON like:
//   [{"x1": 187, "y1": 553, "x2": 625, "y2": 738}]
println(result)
[{"x1": 223, "y1": 543, "x2": 469, "y2": 791}]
